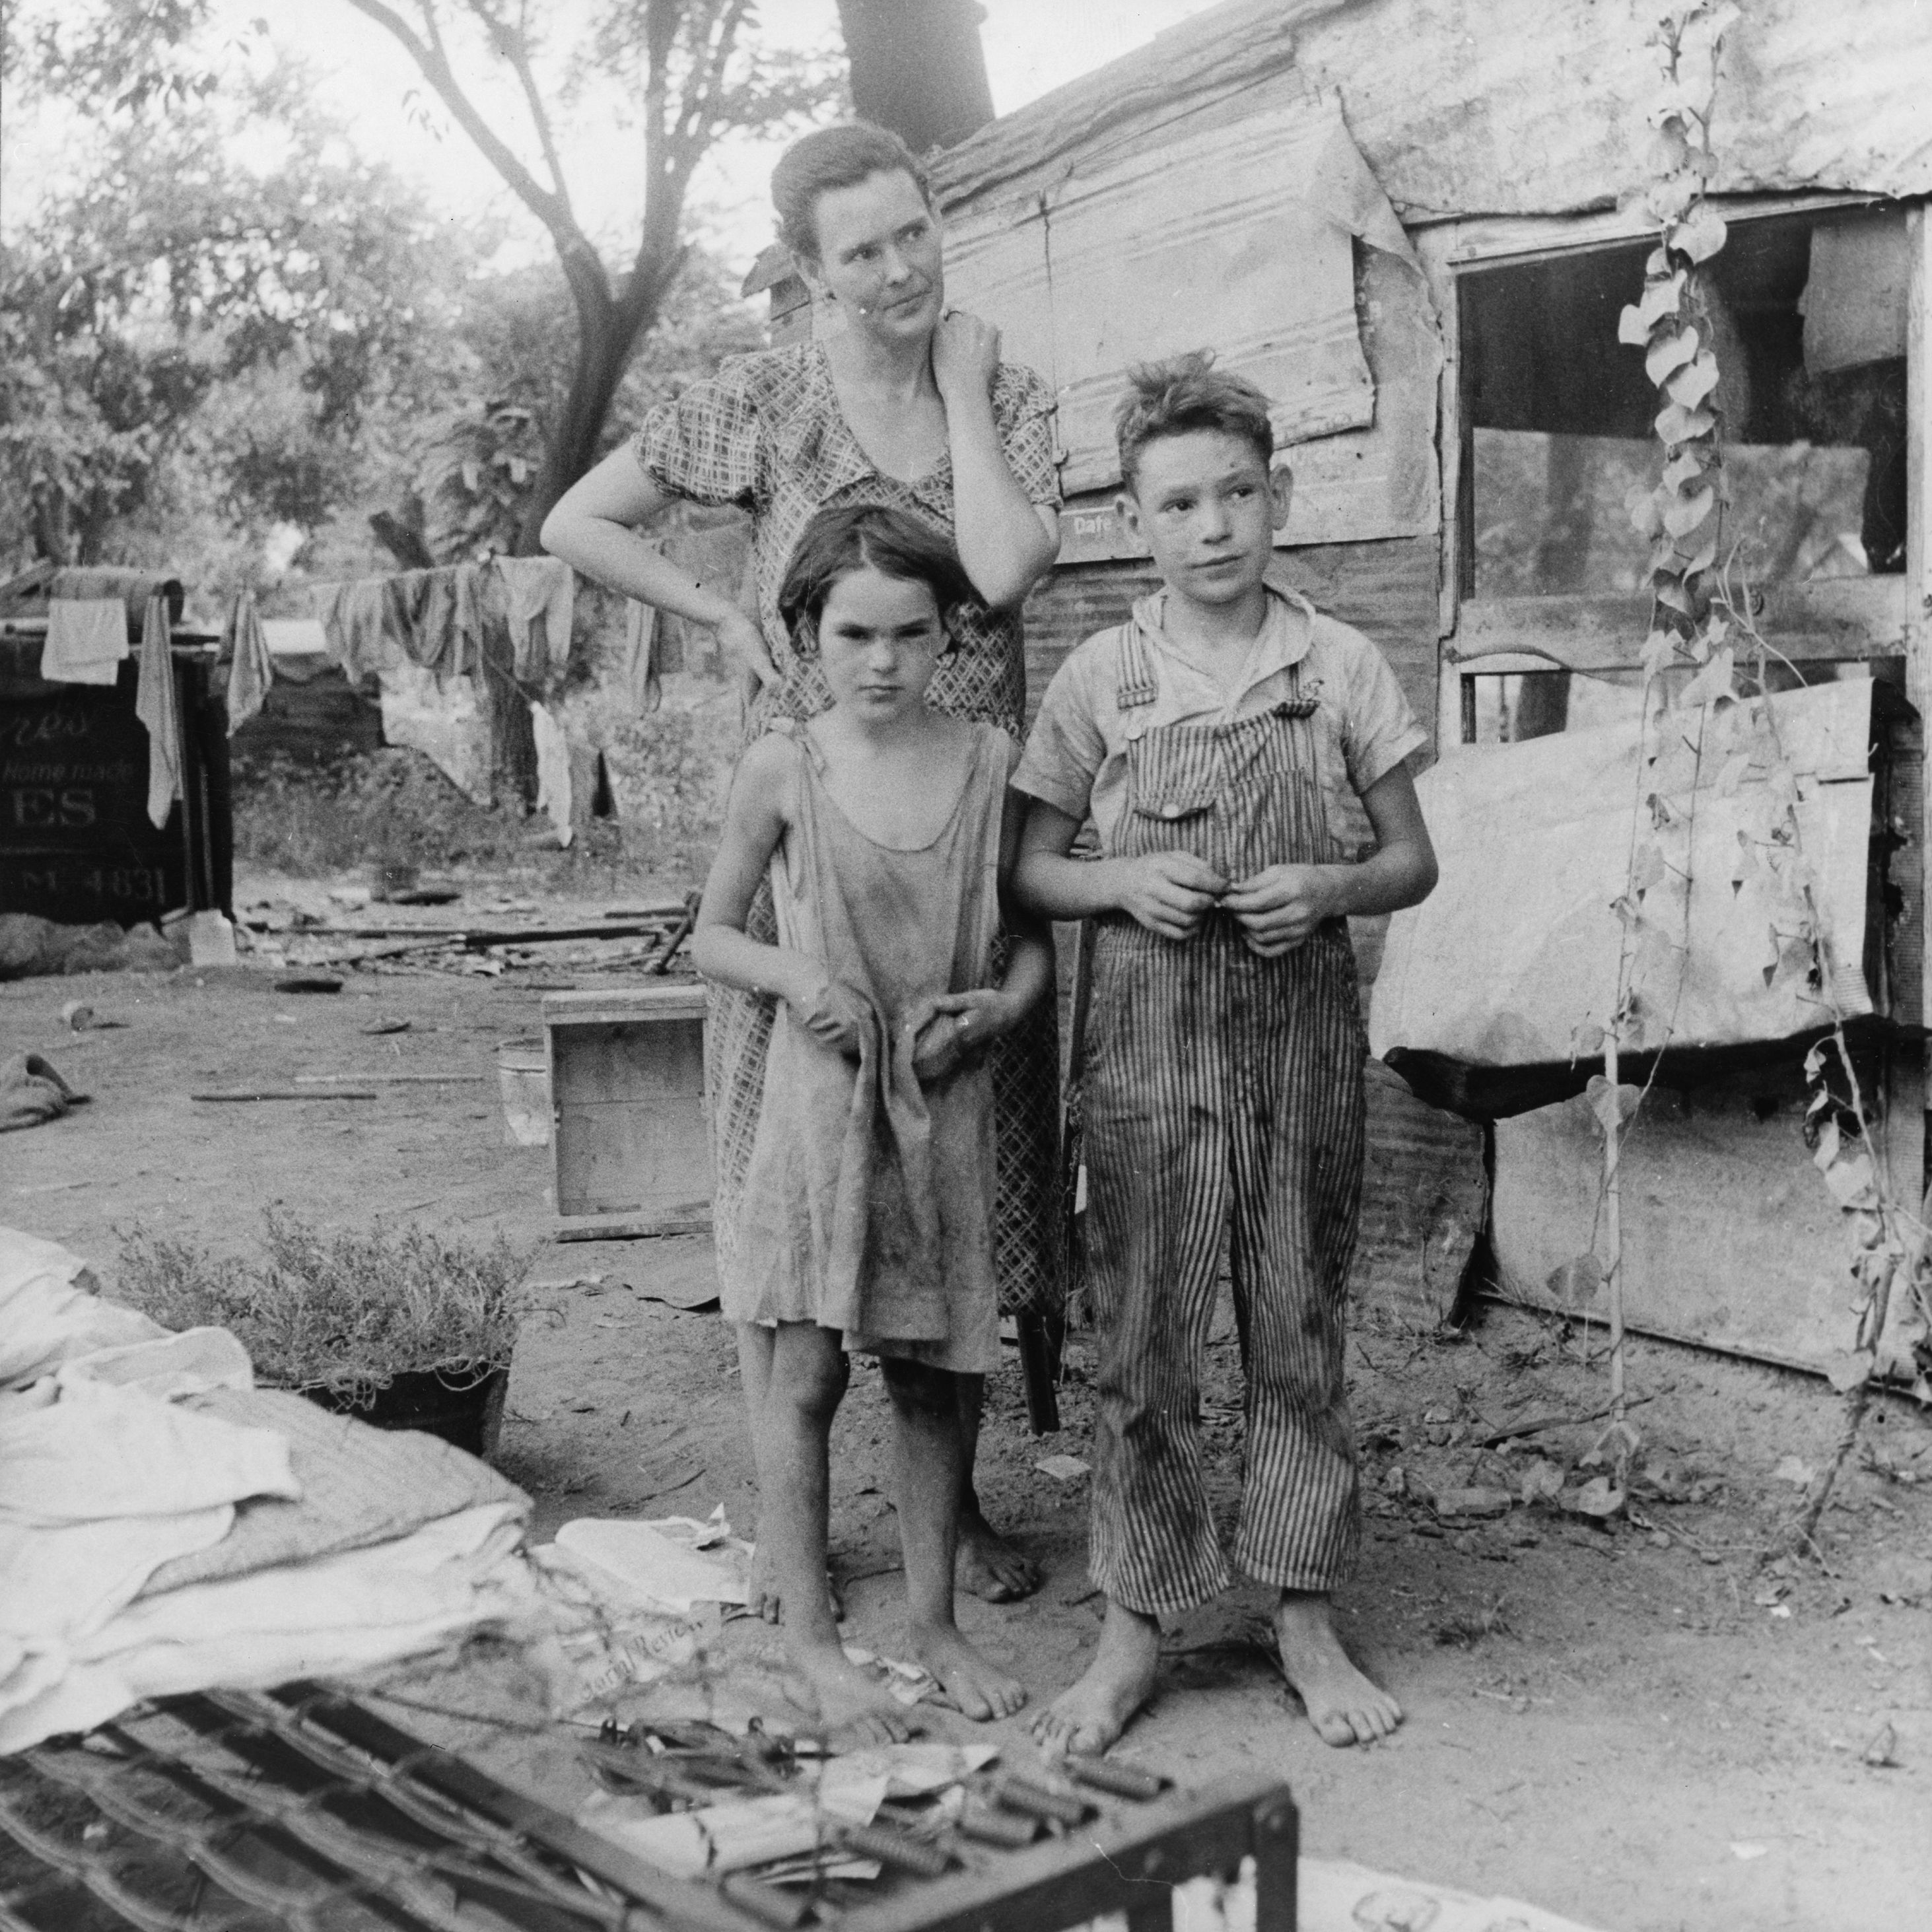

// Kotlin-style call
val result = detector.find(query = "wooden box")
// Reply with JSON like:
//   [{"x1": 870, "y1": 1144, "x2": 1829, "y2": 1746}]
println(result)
[{"x1": 542, "y1": 986, "x2": 712, "y2": 1235}]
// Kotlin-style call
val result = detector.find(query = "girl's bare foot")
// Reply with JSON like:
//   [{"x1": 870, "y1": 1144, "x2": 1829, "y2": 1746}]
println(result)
[
  {"x1": 792, "y1": 1643, "x2": 919, "y2": 1746},
  {"x1": 1029, "y1": 1599, "x2": 1159, "y2": 1756},
  {"x1": 910, "y1": 1623, "x2": 1027, "y2": 1721},
  {"x1": 1273, "y1": 1591, "x2": 1401, "y2": 1747},
  {"x1": 955, "y1": 1508, "x2": 1041, "y2": 1601}
]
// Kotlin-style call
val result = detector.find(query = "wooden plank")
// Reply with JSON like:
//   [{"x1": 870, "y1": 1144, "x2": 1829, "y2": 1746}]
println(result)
[
  {"x1": 1443, "y1": 192, "x2": 1886, "y2": 269},
  {"x1": 1910, "y1": 205, "x2": 1932, "y2": 1052},
  {"x1": 1491, "y1": 1058, "x2": 1917, "y2": 1379},
  {"x1": 1412, "y1": 225, "x2": 1463, "y2": 648},
  {"x1": 1449, "y1": 581, "x2": 1911, "y2": 672}
]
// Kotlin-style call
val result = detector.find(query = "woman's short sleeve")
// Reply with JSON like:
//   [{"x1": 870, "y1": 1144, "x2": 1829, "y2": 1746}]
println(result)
[
  {"x1": 633, "y1": 364, "x2": 763, "y2": 509},
  {"x1": 992, "y1": 362, "x2": 1062, "y2": 509}
]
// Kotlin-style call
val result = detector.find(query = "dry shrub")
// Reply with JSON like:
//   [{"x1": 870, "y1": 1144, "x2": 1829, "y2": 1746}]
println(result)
[{"x1": 116, "y1": 1211, "x2": 529, "y2": 1404}]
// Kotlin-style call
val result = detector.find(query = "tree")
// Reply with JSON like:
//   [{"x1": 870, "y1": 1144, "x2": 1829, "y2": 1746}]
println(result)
[
  {"x1": 339, "y1": 1, "x2": 843, "y2": 553},
  {"x1": 0, "y1": 61, "x2": 475, "y2": 569}
]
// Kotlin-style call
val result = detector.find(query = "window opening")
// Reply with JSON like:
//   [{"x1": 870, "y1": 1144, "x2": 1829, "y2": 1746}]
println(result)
[{"x1": 1461, "y1": 207, "x2": 1908, "y2": 605}]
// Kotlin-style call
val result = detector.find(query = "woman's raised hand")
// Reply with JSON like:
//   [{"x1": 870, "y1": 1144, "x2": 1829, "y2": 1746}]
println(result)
[
  {"x1": 931, "y1": 309, "x2": 1001, "y2": 405},
  {"x1": 716, "y1": 606, "x2": 782, "y2": 697}
]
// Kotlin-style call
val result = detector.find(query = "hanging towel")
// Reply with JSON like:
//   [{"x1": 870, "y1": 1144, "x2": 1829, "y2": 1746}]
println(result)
[
  {"x1": 40, "y1": 599, "x2": 127, "y2": 686},
  {"x1": 625, "y1": 598, "x2": 662, "y2": 714},
  {"x1": 530, "y1": 701, "x2": 574, "y2": 846},
  {"x1": 417, "y1": 565, "x2": 483, "y2": 683},
  {"x1": 320, "y1": 580, "x2": 390, "y2": 680},
  {"x1": 495, "y1": 556, "x2": 574, "y2": 685},
  {"x1": 133, "y1": 594, "x2": 180, "y2": 831},
  {"x1": 223, "y1": 589, "x2": 274, "y2": 734}
]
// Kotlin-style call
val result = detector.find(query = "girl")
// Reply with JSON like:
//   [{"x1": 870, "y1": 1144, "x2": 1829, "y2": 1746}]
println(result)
[{"x1": 691, "y1": 505, "x2": 1051, "y2": 1742}]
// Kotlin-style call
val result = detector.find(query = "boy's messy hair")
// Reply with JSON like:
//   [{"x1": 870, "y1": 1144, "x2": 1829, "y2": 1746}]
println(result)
[
  {"x1": 777, "y1": 504, "x2": 972, "y2": 654},
  {"x1": 1115, "y1": 350, "x2": 1276, "y2": 493}
]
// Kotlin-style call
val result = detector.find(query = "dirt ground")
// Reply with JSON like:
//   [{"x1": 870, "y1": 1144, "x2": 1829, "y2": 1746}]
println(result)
[{"x1": 5, "y1": 888, "x2": 1930, "y2": 1932}]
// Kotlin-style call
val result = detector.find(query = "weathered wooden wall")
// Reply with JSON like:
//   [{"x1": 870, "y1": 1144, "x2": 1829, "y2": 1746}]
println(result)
[
  {"x1": 1020, "y1": 535, "x2": 1439, "y2": 746},
  {"x1": 932, "y1": 0, "x2": 1932, "y2": 227}
]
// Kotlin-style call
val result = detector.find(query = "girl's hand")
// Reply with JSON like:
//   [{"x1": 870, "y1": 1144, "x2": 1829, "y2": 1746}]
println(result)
[
  {"x1": 716, "y1": 606, "x2": 781, "y2": 697},
  {"x1": 906, "y1": 988, "x2": 1013, "y2": 1083},
  {"x1": 931, "y1": 310, "x2": 1000, "y2": 407},
  {"x1": 788, "y1": 974, "x2": 870, "y2": 1058}
]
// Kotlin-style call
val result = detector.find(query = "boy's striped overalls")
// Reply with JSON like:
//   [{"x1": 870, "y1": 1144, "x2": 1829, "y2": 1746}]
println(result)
[{"x1": 1082, "y1": 621, "x2": 1365, "y2": 1613}]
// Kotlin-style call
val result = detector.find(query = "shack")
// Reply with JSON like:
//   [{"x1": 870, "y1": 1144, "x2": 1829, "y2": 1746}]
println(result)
[{"x1": 752, "y1": 0, "x2": 1932, "y2": 1375}]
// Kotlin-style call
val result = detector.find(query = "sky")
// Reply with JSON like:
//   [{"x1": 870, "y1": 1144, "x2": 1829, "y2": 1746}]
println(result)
[{"x1": 186, "y1": 0, "x2": 1231, "y2": 281}]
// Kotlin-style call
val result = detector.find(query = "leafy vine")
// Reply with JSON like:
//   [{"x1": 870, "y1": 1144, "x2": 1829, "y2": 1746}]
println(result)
[{"x1": 1562, "y1": 0, "x2": 1931, "y2": 1532}]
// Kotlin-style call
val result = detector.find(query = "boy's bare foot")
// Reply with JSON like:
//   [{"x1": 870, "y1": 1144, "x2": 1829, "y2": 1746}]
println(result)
[
  {"x1": 910, "y1": 1623, "x2": 1027, "y2": 1721},
  {"x1": 791, "y1": 1645, "x2": 919, "y2": 1746},
  {"x1": 1029, "y1": 1600, "x2": 1159, "y2": 1757},
  {"x1": 955, "y1": 1508, "x2": 1041, "y2": 1601},
  {"x1": 747, "y1": 1544, "x2": 843, "y2": 1624},
  {"x1": 1272, "y1": 1591, "x2": 1401, "y2": 1748}
]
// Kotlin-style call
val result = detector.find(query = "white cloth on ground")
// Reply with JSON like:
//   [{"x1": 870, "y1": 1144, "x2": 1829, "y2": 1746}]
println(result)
[
  {"x1": 0, "y1": 1501, "x2": 533, "y2": 1753},
  {"x1": 40, "y1": 599, "x2": 127, "y2": 685},
  {"x1": 0, "y1": 1226, "x2": 164, "y2": 1389},
  {"x1": 133, "y1": 592, "x2": 180, "y2": 828},
  {"x1": 530, "y1": 701, "x2": 574, "y2": 846},
  {"x1": 494, "y1": 555, "x2": 574, "y2": 685},
  {"x1": 0, "y1": 1375, "x2": 296, "y2": 1525}
]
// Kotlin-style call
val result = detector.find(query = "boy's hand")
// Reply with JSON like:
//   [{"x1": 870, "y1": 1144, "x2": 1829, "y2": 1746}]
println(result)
[
  {"x1": 788, "y1": 973, "x2": 870, "y2": 1057},
  {"x1": 905, "y1": 988, "x2": 1014, "y2": 1083},
  {"x1": 1111, "y1": 852, "x2": 1227, "y2": 940},
  {"x1": 1222, "y1": 864, "x2": 1339, "y2": 955}
]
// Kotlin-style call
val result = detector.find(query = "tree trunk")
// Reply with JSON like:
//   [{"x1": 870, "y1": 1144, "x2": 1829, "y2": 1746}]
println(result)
[{"x1": 837, "y1": 0, "x2": 994, "y2": 153}]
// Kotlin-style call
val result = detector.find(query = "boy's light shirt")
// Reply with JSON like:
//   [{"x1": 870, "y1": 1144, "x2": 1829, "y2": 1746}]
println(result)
[{"x1": 1014, "y1": 586, "x2": 1425, "y2": 854}]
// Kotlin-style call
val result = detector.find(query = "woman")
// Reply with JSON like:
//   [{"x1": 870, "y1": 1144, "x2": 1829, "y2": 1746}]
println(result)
[{"x1": 542, "y1": 120, "x2": 1062, "y2": 1604}]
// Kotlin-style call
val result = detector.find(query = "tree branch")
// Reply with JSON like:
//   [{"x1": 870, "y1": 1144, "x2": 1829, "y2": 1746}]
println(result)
[
  {"x1": 467, "y1": 0, "x2": 571, "y2": 214},
  {"x1": 339, "y1": 0, "x2": 580, "y2": 251}
]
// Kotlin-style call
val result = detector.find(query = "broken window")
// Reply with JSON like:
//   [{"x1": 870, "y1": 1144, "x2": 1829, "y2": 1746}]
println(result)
[{"x1": 1461, "y1": 207, "x2": 1908, "y2": 604}]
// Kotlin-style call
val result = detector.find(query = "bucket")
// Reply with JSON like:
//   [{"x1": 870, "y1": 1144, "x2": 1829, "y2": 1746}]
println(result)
[
  {"x1": 302, "y1": 1363, "x2": 509, "y2": 1460},
  {"x1": 497, "y1": 1038, "x2": 551, "y2": 1146}
]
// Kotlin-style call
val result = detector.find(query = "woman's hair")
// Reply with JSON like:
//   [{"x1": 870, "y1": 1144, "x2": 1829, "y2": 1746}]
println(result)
[
  {"x1": 771, "y1": 121, "x2": 934, "y2": 262},
  {"x1": 1115, "y1": 349, "x2": 1277, "y2": 493},
  {"x1": 777, "y1": 504, "x2": 972, "y2": 653}
]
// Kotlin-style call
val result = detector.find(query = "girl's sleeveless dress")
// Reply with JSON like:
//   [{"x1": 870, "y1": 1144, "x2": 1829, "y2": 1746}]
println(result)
[{"x1": 718, "y1": 720, "x2": 1012, "y2": 1373}]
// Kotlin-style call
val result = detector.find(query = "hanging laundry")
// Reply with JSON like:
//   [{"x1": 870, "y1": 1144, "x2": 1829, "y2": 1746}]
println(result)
[
  {"x1": 320, "y1": 579, "x2": 390, "y2": 681},
  {"x1": 39, "y1": 598, "x2": 127, "y2": 686},
  {"x1": 494, "y1": 555, "x2": 574, "y2": 686},
  {"x1": 625, "y1": 598, "x2": 662, "y2": 714},
  {"x1": 133, "y1": 594, "x2": 180, "y2": 831},
  {"x1": 530, "y1": 701, "x2": 574, "y2": 846},
  {"x1": 417, "y1": 565, "x2": 484, "y2": 683},
  {"x1": 223, "y1": 588, "x2": 274, "y2": 734}
]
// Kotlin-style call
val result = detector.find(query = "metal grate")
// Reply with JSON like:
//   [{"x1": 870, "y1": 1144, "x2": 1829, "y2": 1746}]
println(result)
[{"x1": 0, "y1": 1686, "x2": 1295, "y2": 1932}]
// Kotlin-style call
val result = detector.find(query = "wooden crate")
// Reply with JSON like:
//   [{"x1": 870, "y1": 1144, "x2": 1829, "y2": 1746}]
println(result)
[{"x1": 543, "y1": 986, "x2": 712, "y2": 1236}]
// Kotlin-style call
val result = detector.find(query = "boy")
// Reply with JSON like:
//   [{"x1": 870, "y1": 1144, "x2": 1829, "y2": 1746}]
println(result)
[{"x1": 1014, "y1": 353, "x2": 1437, "y2": 1753}]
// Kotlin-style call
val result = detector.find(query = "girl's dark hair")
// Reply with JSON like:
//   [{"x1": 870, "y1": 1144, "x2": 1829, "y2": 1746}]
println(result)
[
  {"x1": 1115, "y1": 349, "x2": 1277, "y2": 493},
  {"x1": 771, "y1": 121, "x2": 935, "y2": 261},
  {"x1": 777, "y1": 505, "x2": 972, "y2": 652}
]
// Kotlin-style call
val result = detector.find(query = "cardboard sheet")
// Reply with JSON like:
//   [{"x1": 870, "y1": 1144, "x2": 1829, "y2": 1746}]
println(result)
[{"x1": 1371, "y1": 681, "x2": 1876, "y2": 1089}]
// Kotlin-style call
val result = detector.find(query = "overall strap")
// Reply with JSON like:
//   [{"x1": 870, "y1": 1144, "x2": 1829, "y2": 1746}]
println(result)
[{"x1": 1114, "y1": 622, "x2": 1159, "y2": 712}]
